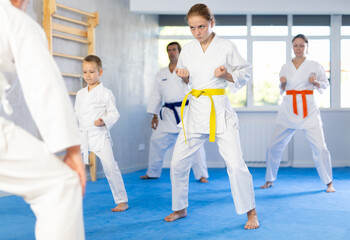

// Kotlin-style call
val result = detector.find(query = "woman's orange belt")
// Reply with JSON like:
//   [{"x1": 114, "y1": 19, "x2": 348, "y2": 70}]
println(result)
[{"x1": 286, "y1": 90, "x2": 313, "y2": 118}]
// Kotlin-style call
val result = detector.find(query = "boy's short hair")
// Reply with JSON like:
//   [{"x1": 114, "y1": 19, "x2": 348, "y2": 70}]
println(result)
[{"x1": 84, "y1": 55, "x2": 102, "y2": 70}]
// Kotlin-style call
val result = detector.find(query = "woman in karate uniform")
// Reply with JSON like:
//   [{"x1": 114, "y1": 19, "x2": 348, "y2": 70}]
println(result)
[
  {"x1": 164, "y1": 4, "x2": 259, "y2": 229},
  {"x1": 261, "y1": 34, "x2": 335, "y2": 193}
]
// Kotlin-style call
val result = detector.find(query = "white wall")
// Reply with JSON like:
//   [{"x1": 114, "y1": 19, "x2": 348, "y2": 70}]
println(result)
[{"x1": 130, "y1": 0, "x2": 350, "y2": 14}]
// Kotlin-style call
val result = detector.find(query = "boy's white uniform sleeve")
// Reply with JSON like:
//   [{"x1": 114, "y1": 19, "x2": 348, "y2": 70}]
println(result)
[
  {"x1": 9, "y1": 12, "x2": 81, "y2": 153},
  {"x1": 225, "y1": 44, "x2": 251, "y2": 93},
  {"x1": 101, "y1": 89, "x2": 120, "y2": 130}
]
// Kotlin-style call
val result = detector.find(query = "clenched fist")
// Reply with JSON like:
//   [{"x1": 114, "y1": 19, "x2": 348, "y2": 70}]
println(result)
[
  {"x1": 175, "y1": 68, "x2": 189, "y2": 83},
  {"x1": 214, "y1": 66, "x2": 234, "y2": 82},
  {"x1": 308, "y1": 74, "x2": 320, "y2": 88},
  {"x1": 280, "y1": 76, "x2": 287, "y2": 84},
  {"x1": 151, "y1": 115, "x2": 158, "y2": 130},
  {"x1": 94, "y1": 118, "x2": 105, "y2": 127},
  {"x1": 280, "y1": 76, "x2": 287, "y2": 90}
]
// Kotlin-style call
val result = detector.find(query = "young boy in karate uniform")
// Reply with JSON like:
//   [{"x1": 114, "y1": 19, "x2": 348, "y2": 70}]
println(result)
[{"x1": 75, "y1": 55, "x2": 129, "y2": 212}]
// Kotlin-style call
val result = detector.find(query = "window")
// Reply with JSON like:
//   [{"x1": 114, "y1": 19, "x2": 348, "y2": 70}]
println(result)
[
  {"x1": 292, "y1": 26, "x2": 330, "y2": 36},
  {"x1": 159, "y1": 26, "x2": 191, "y2": 36},
  {"x1": 215, "y1": 26, "x2": 247, "y2": 36},
  {"x1": 292, "y1": 15, "x2": 331, "y2": 36},
  {"x1": 341, "y1": 15, "x2": 350, "y2": 108},
  {"x1": 307, "y1": 39, "x2": 330, "y2": 108},
  {"x1": 228, "y1": 39, "x2": 247, "y2": 107},
  {"x1": 341, "y1": 26, "x2": 350, "y2": 36},
  {"x1": 253, "y1": 41, "x2": 285, "y2": 106},
  {"x1": 251, "y1": 26, "x2": 288, "y2": 36},
  {"x1": 341, "y1": 15, "x2": 350, "y2": 36},
  {"x1": 251, "y1": 15, "x2": 288, "y2": 36},
  {"x1": 250, "y1": 16, "x2": 287, "y2": 106},
  {"x1": 341, "y1": 40, "x2": 350, "y2": 107}
]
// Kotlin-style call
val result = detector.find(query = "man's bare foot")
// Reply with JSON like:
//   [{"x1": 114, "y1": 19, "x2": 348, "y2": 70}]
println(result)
[
  {"x1": 140, "y1": 174, "x2": 149, "y2": 179},
  {"x1": 199, "y1": 177, "x2": 209, "y2": 183},
  {"x1": 260, "y1": 181, "x2": 273, "y2": 189},
  {"x1": 140, "y1": 174, "x2": 158, "y2": 179},
  {"x1": 111, "y1": 202, "x2": 129, "y2": 212},
  {"x1": 244, "y1": 208, "x2": 259, "y2": 230},
  {"x1": 326, "y1": 182, "x2": 335, "y2": 193},
  {"x1": 164, "y1": 208, "x2": 187, "y2": 222}
]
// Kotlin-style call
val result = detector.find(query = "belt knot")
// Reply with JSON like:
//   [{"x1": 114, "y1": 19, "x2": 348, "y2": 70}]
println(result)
[{"x1": 191, "y1": 89, "x2": 205, "y2": 98}]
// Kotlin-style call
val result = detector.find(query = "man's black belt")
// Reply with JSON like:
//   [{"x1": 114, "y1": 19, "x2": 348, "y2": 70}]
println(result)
[{"x1": 159, "y1": 100, "x2": 189, "y2": 124}]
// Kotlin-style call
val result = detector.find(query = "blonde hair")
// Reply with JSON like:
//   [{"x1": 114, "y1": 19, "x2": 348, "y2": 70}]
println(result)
[{"x1": 185, "y1": 4, "x2": 214, "y2": 23}]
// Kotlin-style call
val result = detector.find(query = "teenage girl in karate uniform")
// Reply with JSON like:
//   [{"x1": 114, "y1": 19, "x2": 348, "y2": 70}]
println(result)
[{"x1": 164, "y1": 3, "x2": 259, "y2": 229}]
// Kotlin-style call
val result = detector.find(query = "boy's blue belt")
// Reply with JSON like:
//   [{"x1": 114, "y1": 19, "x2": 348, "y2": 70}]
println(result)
[{"x1": 159, "y1": 100, "x2": 189, "y2": 124}]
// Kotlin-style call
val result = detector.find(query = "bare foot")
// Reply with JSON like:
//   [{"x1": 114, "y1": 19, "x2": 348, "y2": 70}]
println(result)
[
  {"x1": 111, "y1": 202, "x2": 129, "y2": 212},
  {"x1": 244, "y1": 208, "x2": 259, "y2": 230},
  {"x1": 164, "y1": 209, "x2": 187, "y2": 222},
  {"x1": 326, "y1": 182, "x2": 335, "y2": 193},
  {"x1": 199, "y1": 177, "x2": 209, "y2": 183},
  {"x1": 140, "y1": 174, "x2": 158, "y2": 179},
  {"x1": 260, "y1": 181, "x2": 273, "y2": 189}
]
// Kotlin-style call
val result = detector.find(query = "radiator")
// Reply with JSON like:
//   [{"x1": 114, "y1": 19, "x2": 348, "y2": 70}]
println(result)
[{"x1": 239, "y1": 119, "x2": 291, "y2": 166}]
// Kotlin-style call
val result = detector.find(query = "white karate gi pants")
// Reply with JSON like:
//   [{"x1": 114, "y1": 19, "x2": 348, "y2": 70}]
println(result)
[
  {"x1": 94, "y1": 137, "x2": 128, "y2": 204},
  {"x1": 146, "y1": 129, "x2": 209, "y2": 179},
  {"x1": 266, "y1": 124, "x2": 333, "y2": 184},
  {"x1": 0, "y1": 118, "x2": 84, "y2": 240},
  {"x1": 171, "y1": 126, "x2": 255, "y2": 214}
]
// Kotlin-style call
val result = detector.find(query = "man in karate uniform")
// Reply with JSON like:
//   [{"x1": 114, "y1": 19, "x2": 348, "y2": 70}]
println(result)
[
  {"x1": 140, "y1": 42, "x2": 209, "y2": 182},
  {"x1": 0, "y1": 0, "x2": 85, "y2": 239}
]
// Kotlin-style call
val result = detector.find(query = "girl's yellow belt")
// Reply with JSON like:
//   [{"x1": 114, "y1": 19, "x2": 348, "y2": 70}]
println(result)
[{"x1": 180, "y1": 88, "x2": 226, "y2": 143}]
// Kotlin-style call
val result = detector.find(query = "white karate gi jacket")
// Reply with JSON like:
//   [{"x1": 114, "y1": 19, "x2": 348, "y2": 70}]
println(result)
[
  {"x1": 177, "y1": 34, "x2": 251, "y2": 134},
  {"x1": 75, "y1": 83, "x2": 120, "y2": 153},
  {"x1": 0, "y1": 0, "x2": 81, "y2": 153},
  {"x1": 277, "y1": 59, "x2": 329, "y2": 129},
  {"x1": 147, "y1": 67, "x2": 188, "y2": 133}
]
